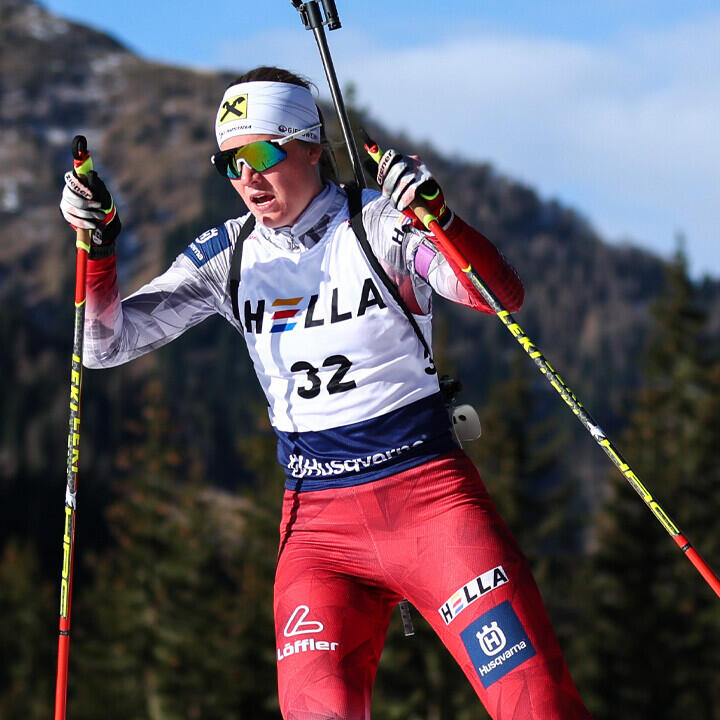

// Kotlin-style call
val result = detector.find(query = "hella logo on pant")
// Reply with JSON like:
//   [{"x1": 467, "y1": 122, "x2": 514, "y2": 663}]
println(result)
[{"x1": 438, "y1": 565, "x2": 509, "y2": 625}]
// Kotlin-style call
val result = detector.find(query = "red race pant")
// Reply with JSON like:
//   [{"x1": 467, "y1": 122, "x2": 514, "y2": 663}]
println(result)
[{"x1": 274, "y1": 449, "x2": 592, "y2": 720}]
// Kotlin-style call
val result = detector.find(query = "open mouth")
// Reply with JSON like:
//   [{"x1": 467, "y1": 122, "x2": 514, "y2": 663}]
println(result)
[{"x1": 250, "y1": 193, "x2": 275, "y2": 208}]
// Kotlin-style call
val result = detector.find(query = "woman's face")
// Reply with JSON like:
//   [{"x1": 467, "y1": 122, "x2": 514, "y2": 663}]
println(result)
[{"x1": 221, "y1": 134, "x2": 324, "y2": 228}]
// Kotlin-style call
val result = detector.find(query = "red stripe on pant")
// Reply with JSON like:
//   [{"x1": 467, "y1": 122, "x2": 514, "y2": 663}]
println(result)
[{"x1": 274, "y1": 449, "x2": 592, "y2": 720}]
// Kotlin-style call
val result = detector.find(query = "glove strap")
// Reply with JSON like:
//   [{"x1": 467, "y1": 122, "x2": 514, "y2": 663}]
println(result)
[
  {"x1": 89, "y1": 241, "x2": 116, "y2": 260},
  {"x1": 101, "y1": 199, "x2": 117, "y2": 225}
]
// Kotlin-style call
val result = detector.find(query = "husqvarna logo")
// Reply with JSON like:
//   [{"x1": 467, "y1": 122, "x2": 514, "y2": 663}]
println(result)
[
  {"x1": 460, "y1": 601, "x2": 536, "y2": 688},
  {"x1": 277, "y1": 605, "x2": 340, "y2": 662},
  {"x1": 195, "y1": 228, "x2": 219, "y2": 245},
  {"x1": 476, "y1": 622, "x2": 506, "y2": 656}
]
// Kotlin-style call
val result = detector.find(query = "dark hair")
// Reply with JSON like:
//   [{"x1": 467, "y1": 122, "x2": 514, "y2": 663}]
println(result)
[{"x1": 227, "y1": 66, "x2": 338, "y2": 183}]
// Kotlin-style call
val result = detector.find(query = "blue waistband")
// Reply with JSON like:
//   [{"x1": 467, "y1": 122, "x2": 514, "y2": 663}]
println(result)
[{"x1": 275, "y1": 392, "x2": 457, "y2": 492}]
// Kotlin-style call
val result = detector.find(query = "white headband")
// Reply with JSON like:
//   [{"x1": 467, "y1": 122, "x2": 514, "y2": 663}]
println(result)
[{"x1": 215, "y1": 81, "x2": 321, "y2": 147}]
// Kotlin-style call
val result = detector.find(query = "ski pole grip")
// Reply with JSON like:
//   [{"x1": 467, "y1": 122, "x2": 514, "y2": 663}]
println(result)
[
  {"x1": 71, "y1": 135, "x2": 93, "y2": 252},
  {"x1": 72, "y1": 135, "x2": 93, "y2": 179},
  {"x1": 361, "y1": 128, "x2": 382, "y2": 166},
  {"x1": 360, "y1": 129, "x2": 436, "y2": 231},
  {"x1": 404, "y1": 195, "x2": 433, "y2": 230}
]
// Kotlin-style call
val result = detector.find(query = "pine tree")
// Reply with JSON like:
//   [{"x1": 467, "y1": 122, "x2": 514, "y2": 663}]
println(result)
[
  {"x1": 468, "y1": 352, "x2": 583, "y2": 637},
  {"x1": 0, "y1": 540, "x2": 55, "y2": 720},
  {"x1": 582, "y1": 252, "x2": 720, "y2": 718}
]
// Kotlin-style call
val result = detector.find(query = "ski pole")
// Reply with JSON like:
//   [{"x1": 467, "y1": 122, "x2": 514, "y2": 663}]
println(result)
[
  {"x1": 363, "y1": 132, "x2": 720, "y2": 601},
  {"x1": 54, "y1": 135, "x2": 93, "y2": 720},
  {"x1": 290, "y1": 0, "x2": 415, "y2": 636}
]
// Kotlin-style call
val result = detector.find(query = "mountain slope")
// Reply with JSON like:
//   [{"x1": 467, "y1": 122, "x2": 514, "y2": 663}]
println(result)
[{"x1": 2, "y1": 0, "x2": 718, "y2": 507}]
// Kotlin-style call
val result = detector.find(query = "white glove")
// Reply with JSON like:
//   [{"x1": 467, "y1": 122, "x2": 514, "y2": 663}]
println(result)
[
  {"x1": 60, "y1": 171, "x2": 107, "y2": 230},
  {"x1": 376, "y1": 149, "x2": 433, "y2": 212},
  {"x1": 59, "y1": 170, "x2": 121, "y2": 255}
]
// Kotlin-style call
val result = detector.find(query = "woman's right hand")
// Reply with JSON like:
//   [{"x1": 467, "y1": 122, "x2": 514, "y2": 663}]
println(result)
[{"x1": 60, "y1": 169, "x2": 121, "y2": 255}]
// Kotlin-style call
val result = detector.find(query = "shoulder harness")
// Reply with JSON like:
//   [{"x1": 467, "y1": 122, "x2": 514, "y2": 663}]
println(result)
[{"x1": 228, "y1": 214, "x2": 256, "y2": 323}]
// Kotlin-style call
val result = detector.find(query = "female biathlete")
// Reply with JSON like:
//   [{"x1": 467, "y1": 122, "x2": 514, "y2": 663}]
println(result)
[{"x1": 60, "y1": 65, "x2": 593, "y2": 720}]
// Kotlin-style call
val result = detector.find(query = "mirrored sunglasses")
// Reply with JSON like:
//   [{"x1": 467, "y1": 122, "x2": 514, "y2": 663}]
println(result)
[{"x1": 211, "y1": 123, "x2": 322, "y2": 178}]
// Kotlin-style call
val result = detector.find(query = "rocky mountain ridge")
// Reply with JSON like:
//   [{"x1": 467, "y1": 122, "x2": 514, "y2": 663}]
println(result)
[{"x1": 2, "y1": 0, "x2": 719, "y2": 498}]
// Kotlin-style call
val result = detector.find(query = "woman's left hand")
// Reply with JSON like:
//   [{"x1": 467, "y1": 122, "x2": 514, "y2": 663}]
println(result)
[{"x1": 375, "y1": 149, "x2": 450, "y2": 229}]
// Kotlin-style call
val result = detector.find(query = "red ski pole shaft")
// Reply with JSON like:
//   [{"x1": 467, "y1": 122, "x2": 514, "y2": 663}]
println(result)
[
  {"x1": 54, "y1": 136, "x2": 93, "y2": 720},
  {"x1": 363, "y1": 134, "x2": 720, "y2": 601}
]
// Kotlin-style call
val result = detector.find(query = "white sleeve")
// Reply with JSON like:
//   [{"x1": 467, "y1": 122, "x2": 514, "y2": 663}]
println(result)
[
  {"x1": 359, "y1": 190, "x2": 473, "y2": 312},
  {"x1": 83, "y1": 221, "x2": 244, "y2": 368}
]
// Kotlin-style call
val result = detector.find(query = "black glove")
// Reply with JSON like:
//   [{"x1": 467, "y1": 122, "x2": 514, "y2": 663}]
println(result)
[{"x1": 60, "y1": 170, "x2": 121, "y2": 258}]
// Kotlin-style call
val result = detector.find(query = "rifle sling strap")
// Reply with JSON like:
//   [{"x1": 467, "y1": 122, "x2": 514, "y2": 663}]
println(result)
[{"x1": 346, "y1": 183, "x2": 435, "y2": 369}]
